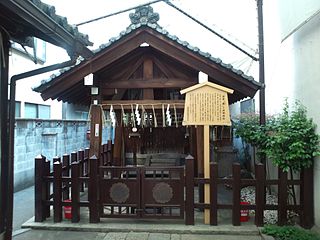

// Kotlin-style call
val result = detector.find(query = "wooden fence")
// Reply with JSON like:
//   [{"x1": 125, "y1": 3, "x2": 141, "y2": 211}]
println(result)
[
  {"x1": 34, "y1": 151, "x2": 313, "y2": 228},
  {"x1": 184, "y1": 156, "x2": 314, "y2": 228},
  {"x1": 34, "y1": 141, "x2": 112, "y2": 223}
]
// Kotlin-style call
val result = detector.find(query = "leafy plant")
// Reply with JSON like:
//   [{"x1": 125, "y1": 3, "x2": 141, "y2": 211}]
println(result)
[
  {"x1": 234, "y1": 100, "x2": 320, "y2": 172},
  {"x1": 262, "y1": 225, "x2": 320, "y2": 240},
  {"x1": 233, "y1": 113, "x2": 275, "y2": 159},
  {"x1": 265, "y1": 100, "x2": 320, "y2": 172}
]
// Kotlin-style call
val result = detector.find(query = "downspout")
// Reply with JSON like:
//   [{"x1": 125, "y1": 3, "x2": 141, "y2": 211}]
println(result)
[{"x1": 7, "y1": 58, "x2": 76, "y2": 239}]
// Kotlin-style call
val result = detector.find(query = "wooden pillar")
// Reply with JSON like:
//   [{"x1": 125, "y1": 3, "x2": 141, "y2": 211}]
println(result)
[
  {"x1": 255, "y1": 163, "x2": 265, "y2": 226},
  {"x1": 62, "y1": 154, "x2": 70, "y2": 200},
  {"x1": 300, "y1": 166, "x2": 314, "y2": 229},
  {"x1": 210, "y1": 162, "x2": 218, "y2": 225},
  {"x1": 89, "y1": 104, "x2": 102, "y2": 158},
  {"x1": 204, "y1": 125, "x2": 210, "y2": 224},
  {"x1": 113, "y1": 126, "x2": 123, "y2": 166},
  {"x1": 196, "y1": 126, "x2": 204, "y2": 209},
  {"x1": 232, "y1": 163, "x2": 241, "y2": 226},
  {"x1": 89, "y1": 155, "x2": 99, "y2": 223},
  {"x1": 278, "y1": 168, "x2": 288, "y2": 225},
  {"x1": 185, "y1": 155, "x2": 194, "y2": 225},
  {"x1": 53, "y1": 160, "x2": 62, "y2": 223},
  {"x1": 71, "y1": 162, "x2": 80, "y2": 223},
  {"x1": 35, "y1": 155, "x2": 45, "y2": 222},
  {"x1": 0, "y1": 31, "x2": 10, "y2": 240}
]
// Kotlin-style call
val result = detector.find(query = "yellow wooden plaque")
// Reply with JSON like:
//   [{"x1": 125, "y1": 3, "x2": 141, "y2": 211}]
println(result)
[{"x1": 180, "y1": 82, "x2": 234, "y2": 126}]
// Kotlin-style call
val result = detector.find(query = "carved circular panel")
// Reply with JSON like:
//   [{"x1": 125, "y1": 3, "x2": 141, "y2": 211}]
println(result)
[
  {"x1": 110, "y1": 183, "x2": 130, "y2": 203},
  {"x1": 152, "y1": 182, "x2": 173, "y2": 204}
]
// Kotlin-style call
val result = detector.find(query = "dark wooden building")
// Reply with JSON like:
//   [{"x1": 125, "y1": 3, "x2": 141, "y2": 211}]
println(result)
[{"x1": 34, "y1": 6, "x2": 261, "y2": 171}]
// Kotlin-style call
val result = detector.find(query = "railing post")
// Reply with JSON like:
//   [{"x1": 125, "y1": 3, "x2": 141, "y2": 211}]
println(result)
[
  {"x1": 278, "y1": 168, "x2": 288, "y2": 225},
  {"x1": 232, "y1": 163, "x2": 241, "y2": 226},
  {"x1": 44, "y1": 160, "x2": 51, "y2": 218},
  {"x1": 103, "y1": 144, "x2": 108, "y2": 166},
  {"x1": 71, "y1": 162, "x2": 80, "y2": 223},
  {"x1": 35, "y1": 155, "x2": 45, "y2": 222},
  {"x1": 89, "y1": 155, "x2": 100, "y2": 223},
  {"x1": 84, "y1": 148, "x2": 90, "y2": 187},
  {"x1": 53, "y1": 159, "x2": 62, "y2": 222},
  {"x1": 185, "y1": 155, "x2": 194, "y2": 225},
  {"x1": 107, "y1": 140, "x2": 112, "y2": 165},
  {"x1": 255, "y1": 163, "x2": 265, "y2": 226},
  {"x1": 78, "y1": 149, "x2": 85, "y2": 192},
  {"x1": 300, "y1": 166, "x2": 314, "y2": 228},
  {"x1": 210, "y1": 162, "x2": 218, "y2": 225},
  {"x1": 62, "y1": 154, "x2": 70, "y2": 200}
]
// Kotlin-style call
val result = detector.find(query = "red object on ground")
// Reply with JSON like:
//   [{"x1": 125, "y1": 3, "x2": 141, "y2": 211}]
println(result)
[
  {"x1": 240, "y1": 201, "x2": 250, "y2": 222},
  {"x1": 64, "y1": 199, "x2": 72, "y2": 219}
]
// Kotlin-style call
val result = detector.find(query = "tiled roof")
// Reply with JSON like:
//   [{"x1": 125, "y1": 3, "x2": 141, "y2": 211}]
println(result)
[
  {"x1": 29, "y1": 0, "x2": 91, "y2": 46},
  {"x1": 33, "y1": 6, "x2": 260, "y2": 92}
]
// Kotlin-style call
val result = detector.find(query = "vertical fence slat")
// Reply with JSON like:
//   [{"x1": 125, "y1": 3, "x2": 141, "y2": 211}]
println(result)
[
  {"x1": 232, "y1": 163, "x2": 241, "y2": 226},
  {"x1": 300, "y1": 166, "x2": 314, "y2": 228},
  {"x1": 185, "y1": 155, "x2": 194, "y2": 225},
  {"x1": 84, "y1": 148, "x2": 90, "y2": 188},
  {"x1": 255, "y1": 163, "x2": 265, "y2": 226},
  {"x1": 53, "y1": 159, "x2": 62, "y2": 222},
  {"x1": 71, "y1": 162, "x2": 80, "y2": 223},
  {"x1": 35, "y1": 155, "x2": 45, "y2": 222},
  {"x1": 278, "y1": 168, "x2": 287, "y2": 225},
  {"x1": 210, "y1": 162, "x2": 218, "y2": 225},
  {"x1": 62, "y1": 154, "x2": 70, "y2": 200},
  {"x1": 44, "y1": 160, "x2": 51, "y2": 218},
  {"x1": 107, "y1": 140, "x2": 112, "y2": 165},
  {"x1": 78, "y1": 149, "x2": 84, "y2": 192},
  {"x1": 89, "y1": 155, "x2": 100, "y2": 223},
  {"x1": 71, "y1": 151, "x2": 77, "y2": 163}
]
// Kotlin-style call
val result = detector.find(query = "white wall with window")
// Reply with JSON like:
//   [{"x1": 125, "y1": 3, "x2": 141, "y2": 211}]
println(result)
[{"x1": 9, "y1": 38, "x2": 69, "y2": 120}]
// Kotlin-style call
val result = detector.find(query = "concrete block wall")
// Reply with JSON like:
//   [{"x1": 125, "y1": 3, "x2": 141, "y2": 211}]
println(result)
[{"x1": 14, "y1": 119, "x2": 90, "y2": 192}]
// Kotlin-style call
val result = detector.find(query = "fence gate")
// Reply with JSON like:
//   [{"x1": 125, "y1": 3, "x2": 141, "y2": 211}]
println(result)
[{"x1": 99, "y1": 166, "x2": 184, "y2": 219}]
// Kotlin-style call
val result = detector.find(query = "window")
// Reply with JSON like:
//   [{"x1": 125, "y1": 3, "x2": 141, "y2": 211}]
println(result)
[
  {"x1": 240, "y1": 99, "x2": 255, "y2": 114},
  {"x1": 15, "y1": 101, "x2": 21, "y2": 118},
  {"x1": 11, "y1": 37, "x2": 46, "y2": 63},
  {"x1": 25, "y1": 103, "x2": 50, "y2": 119}
]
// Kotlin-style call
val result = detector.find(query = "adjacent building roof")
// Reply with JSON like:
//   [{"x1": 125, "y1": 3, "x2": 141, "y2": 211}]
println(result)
[
  {"x1": 0, "y1": 0, "x2": 93, "y2": 59},
  {"x1": 33, "y1": 6, "x2": 261, "y2": 104}
]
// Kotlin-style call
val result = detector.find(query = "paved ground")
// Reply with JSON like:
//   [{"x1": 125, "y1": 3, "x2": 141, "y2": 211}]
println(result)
[
  {"x1": 13, "y1": 185, "x2": 265, "y2": 240},
  {"x1": 14, "y1": 229, "x2": 263, "y2": 240},
  {"x1": 13, "y1": 186, "x2": 34, "y2": 232}
]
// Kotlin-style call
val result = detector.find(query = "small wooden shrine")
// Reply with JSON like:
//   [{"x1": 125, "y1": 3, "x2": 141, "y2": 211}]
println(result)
[{"x1": 34, "y1": 6, "x2": 261, "y2": 173}]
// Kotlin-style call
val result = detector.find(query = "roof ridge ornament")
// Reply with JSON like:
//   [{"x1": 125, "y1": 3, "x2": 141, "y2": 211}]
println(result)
[{"x1": 129, "y1": 6, "x2": 160, "y2": 25}]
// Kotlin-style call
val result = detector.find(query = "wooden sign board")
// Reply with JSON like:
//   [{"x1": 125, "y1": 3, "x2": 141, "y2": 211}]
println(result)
[{"x1": 180, "y1": 82, "x2": 234, "y2": 126}]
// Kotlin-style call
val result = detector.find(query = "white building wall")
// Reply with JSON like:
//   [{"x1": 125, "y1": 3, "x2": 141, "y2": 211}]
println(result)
[
  {"x1": 264, "y1": 0, "x2": 320, "y2": 230},
  {"x1": 9, "y1": 43, "x2": 69, "y2": 120}
]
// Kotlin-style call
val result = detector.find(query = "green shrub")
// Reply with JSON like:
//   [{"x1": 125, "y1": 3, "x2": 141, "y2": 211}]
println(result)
[{"x1": 262, "y1": 225, "x2": 320, "y2": 240}]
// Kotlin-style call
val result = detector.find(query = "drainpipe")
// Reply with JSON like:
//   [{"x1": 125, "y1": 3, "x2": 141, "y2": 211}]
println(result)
[{"x1": 7, "y1": 58, "x2": 76, "y2": 239}]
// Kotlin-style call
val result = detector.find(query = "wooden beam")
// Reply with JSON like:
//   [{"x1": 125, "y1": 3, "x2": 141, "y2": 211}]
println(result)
[
  {"x1": 102, "y1": 78, "x2": 196, "y2": 89},
  {"x1": 41, "y1": 32, "x2": 147, "y2": 100},
  {"x1": 143, "y1": 56, "x2": 154, "y2": 100},
  {"x1": 101, "y1": 100, "x2": 185, "y2": 109}
]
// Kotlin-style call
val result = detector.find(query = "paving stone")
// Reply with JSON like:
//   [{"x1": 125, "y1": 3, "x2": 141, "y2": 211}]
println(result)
[
  {"x1": 104, "y1": 232, "x2": 128, "y2": 240},
  {"x1": 126, "y1": 232, "x2": 149, "y2": 240},
  {"x1": 181, "y1": 234, "x2": 261, "y2": 240},
  {"x1": 148, "y1": 233, "x2": 170, "y2": 240},
  {"x1": 170, "y1": 234, "x2": 181, "y2": 240}
]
